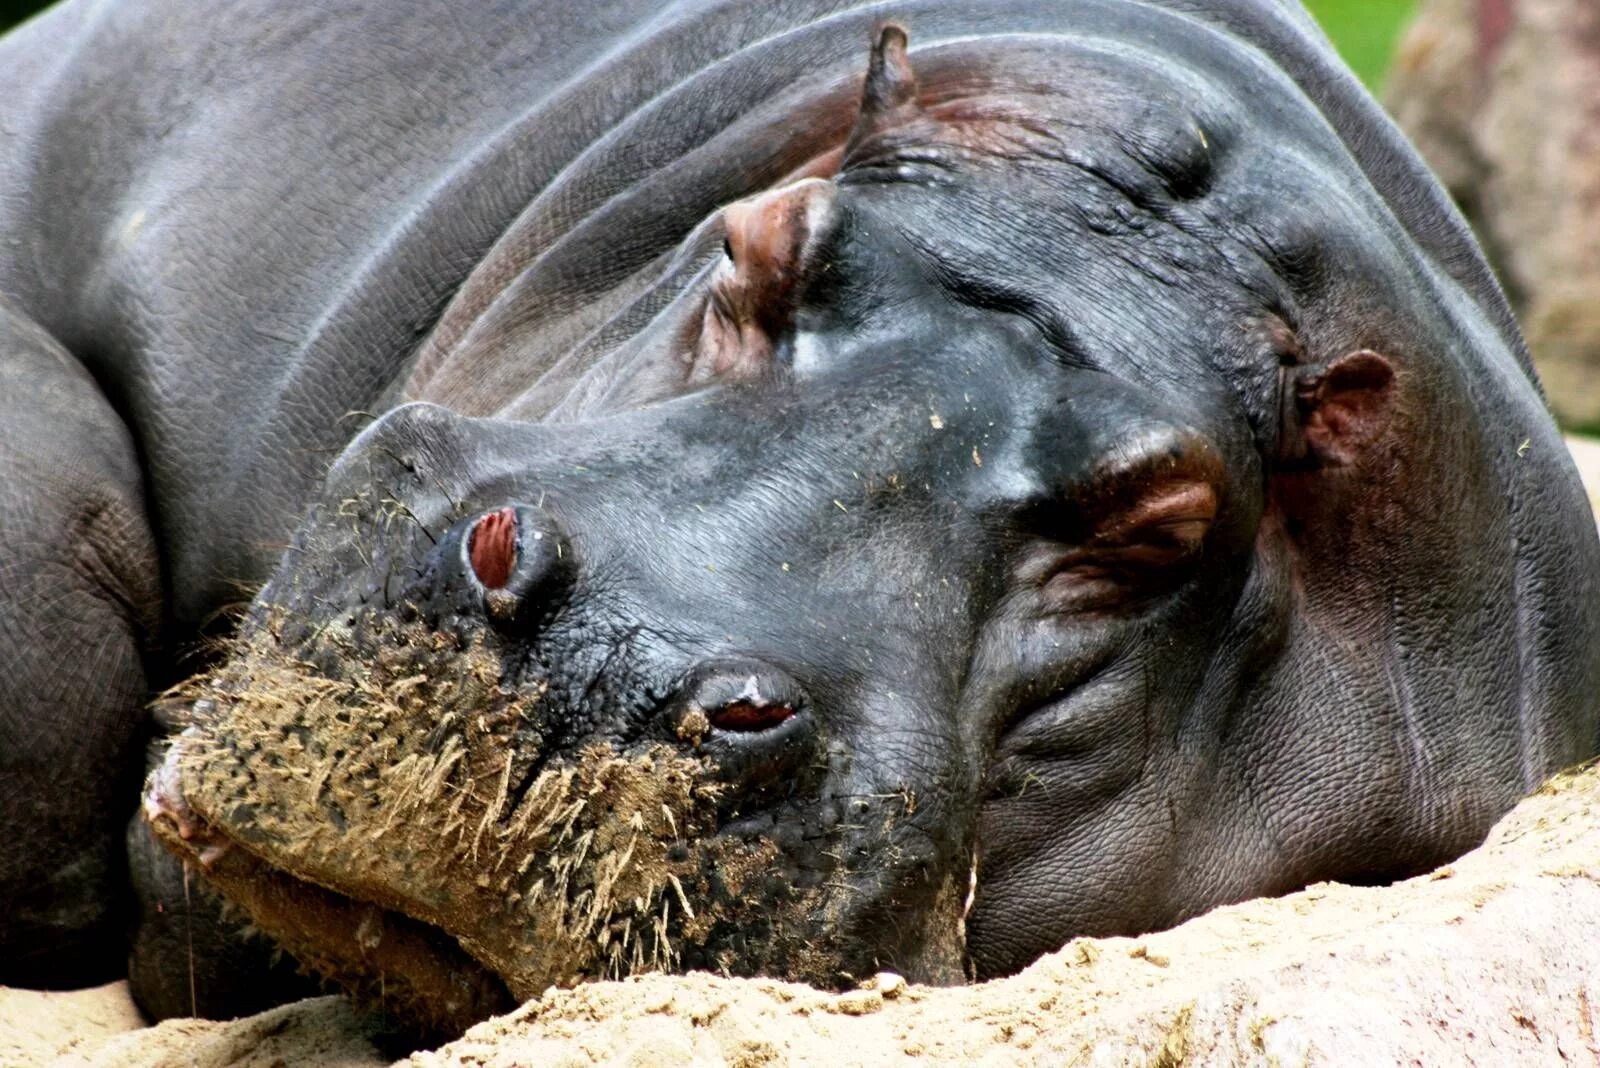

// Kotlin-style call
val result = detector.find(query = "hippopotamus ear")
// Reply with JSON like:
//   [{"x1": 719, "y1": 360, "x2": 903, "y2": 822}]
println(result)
[
  {"x1": 842, "y1": 23, "x2": 924, "y2": 162},
  {"x1": 1278, "y1": 350, "x2": 1397, "y2": 467}
]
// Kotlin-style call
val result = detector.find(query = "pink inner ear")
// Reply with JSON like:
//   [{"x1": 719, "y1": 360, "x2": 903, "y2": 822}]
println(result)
[
  {"x1": 1304, "y1": 350, "x2": 1395, "y2": 461},
  {"x1": 468, "y1": 508, "x2": 517, "y2": 589},
  {"x1": 696, "y1": 179, "x2": 834, "y2": 382}
]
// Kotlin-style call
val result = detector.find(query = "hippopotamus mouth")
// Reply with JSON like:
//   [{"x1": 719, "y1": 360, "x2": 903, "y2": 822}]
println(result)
[
  {"x1": 144, "y1": 768, "x2": 516, "y2": 1035},
  {"x1": 140, "y1": 570, "x2": 966, "y2": 1035},
  {"x1": 141, "y1": 669, "x2": 822, "y2": 1037}
]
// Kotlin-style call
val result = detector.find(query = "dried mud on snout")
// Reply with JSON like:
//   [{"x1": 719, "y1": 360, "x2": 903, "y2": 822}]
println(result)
[
  {"x1": 80, "y1": 758, "x2": 1600, "y2": 1065},
  {"x1": 145, "y1": 612, "x2": 792, "y2": 1035}
]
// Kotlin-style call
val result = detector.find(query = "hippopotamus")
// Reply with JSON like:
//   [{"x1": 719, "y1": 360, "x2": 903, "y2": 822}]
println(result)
[{"x1": 2, "y1": 0, "x2": 1597, "y2": 1035}]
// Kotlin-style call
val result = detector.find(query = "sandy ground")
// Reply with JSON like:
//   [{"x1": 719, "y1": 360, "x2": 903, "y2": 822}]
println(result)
[
  {"x1": 15, "y1": 755, "x2": 1600, "y2": 1066},
  {"x1": 6, "y1": 436, "x2": 1600, "y2": 1067},
  {"x1": 1568, "y1": 435, "x2": 1600, "y2": 519}
]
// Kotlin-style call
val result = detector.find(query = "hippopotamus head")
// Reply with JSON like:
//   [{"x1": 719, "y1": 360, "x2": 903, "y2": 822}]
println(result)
[{"x1": 148, "y1": 25, "x2": 1442, "y2": 1032}]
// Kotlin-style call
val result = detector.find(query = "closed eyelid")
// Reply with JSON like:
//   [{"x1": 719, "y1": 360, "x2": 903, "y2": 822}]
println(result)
[{"x1": 690, "y1": 179, "x2": 838, "y2": 384}]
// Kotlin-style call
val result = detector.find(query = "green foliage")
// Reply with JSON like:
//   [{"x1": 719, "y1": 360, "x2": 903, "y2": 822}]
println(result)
[{"x1": 1304, "y1": 0, "x2": 1420, "y2": 90}]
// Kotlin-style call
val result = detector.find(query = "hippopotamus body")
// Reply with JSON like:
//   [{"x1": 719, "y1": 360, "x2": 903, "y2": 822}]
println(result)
[{"x1": 2, "y1": 0, "x2": 1596, "y2": 1032}]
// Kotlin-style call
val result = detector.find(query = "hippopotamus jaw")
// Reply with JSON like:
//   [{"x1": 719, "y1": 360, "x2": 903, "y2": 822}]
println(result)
[{"x1": 144, "y1": 765, "x2": 515, "y2": 1038}]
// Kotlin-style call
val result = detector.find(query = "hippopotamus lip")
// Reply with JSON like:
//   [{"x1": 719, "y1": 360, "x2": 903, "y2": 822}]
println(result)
[{"x1": 145, "y1": 805, "x2": 515, "y2": 1037}]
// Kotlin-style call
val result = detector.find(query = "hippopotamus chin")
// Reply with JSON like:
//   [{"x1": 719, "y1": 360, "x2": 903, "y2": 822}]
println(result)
[{"x1": 2, "y1": 0, "x2": 1596, "y2": 1037}]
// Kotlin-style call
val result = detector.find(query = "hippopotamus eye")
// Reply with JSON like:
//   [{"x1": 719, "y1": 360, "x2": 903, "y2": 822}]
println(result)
[
  {"x1": 707, "y1": 700, "x2": 794, "y2": 733},
  {"x1": 1024, "y1": 433, "x2": 1226, "y2": 613},
  {"x1": 690, "y1": 178, "x2": 836, "y2": 382}
]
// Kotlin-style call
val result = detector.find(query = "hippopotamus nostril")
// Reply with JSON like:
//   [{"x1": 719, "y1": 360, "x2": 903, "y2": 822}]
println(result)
[
  {"x1": 678, "y1": 664, "x2": 808, "y2": 739},
  {"x1": 696, "y1": 673, "x2": 798, "y2": 733},
  {"x1": 421, "y1": 504, "x2": 572, "y2": 626},
  {"x1": 673, "y1": 662, "x2": 815, "y2": 797},
  {"x1": 468, "y1": 507, "x2": 517, "y2": 589}
]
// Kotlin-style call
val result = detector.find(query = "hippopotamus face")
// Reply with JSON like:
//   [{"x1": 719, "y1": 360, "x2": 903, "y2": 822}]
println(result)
[{"x1": 148, "y1": 27, "x2": 1474, "y2": 1032}]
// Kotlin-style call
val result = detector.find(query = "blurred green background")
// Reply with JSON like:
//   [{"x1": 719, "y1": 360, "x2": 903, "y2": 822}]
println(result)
[
  {"x1": 1, "y1": 0, "x2": 1419, "y2": 89},
  {"x1": 1304, "y1": 0, "x2": 1420, "y2": 88}
]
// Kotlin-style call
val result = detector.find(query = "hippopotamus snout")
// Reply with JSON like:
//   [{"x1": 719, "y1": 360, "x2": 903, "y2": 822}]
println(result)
[
  {"x1": 415, "y1": 495, "x2": 821, "y2": 788},
  {"x1": 188, "y1": 371, "x2": 985, "y2": 1000}
]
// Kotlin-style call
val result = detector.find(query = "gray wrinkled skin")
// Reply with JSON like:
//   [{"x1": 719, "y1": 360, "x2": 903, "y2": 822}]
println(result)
[{"x1": 0, "y1": 0, "x2": 1596, "y2": 1029}]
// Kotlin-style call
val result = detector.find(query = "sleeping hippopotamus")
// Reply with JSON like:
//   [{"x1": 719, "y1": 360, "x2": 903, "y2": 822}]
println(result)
[{"x1": 2, "y1": 0, "x2": 1596, "y2": 1035}]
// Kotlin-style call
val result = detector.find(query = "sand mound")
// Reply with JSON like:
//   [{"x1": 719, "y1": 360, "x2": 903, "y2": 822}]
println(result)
[
  {"x1": 9, "y1": 756, "x2": 1600, "y2": 1066},
  {"x1": 1568, "y1": 435, "x2": 1600, "y2": 520},
  {"x1": 0, "y1": 984, "x2": 143, "y2": 1066},
  {"x1": 415, "y1": 759, "x2": 1600, "y2": 1065}
]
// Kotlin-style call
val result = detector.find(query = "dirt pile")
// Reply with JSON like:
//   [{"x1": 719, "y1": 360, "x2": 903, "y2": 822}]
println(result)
[
  {"x1": 413, "y1": 758, "x2": 1600, "y2": 1065},
  {"x1": 11, "y1": 755, "x2": 1600, "y2": 1066}
]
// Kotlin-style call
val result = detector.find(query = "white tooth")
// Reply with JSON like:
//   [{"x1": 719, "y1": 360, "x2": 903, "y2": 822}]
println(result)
[{"x1": 963, "y1": 853, "x2": 979, "y2": 919}]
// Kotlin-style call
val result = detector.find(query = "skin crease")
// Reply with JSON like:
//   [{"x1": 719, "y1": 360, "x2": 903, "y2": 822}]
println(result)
[{"x1": 0, "y1": 0, "x2": 1596, "y2": 1028}]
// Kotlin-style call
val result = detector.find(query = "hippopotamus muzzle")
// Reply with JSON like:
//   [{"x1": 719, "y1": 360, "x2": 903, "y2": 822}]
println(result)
[{"x1": 147, "y1": 363, "x2": 983, "y2": 1033}]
